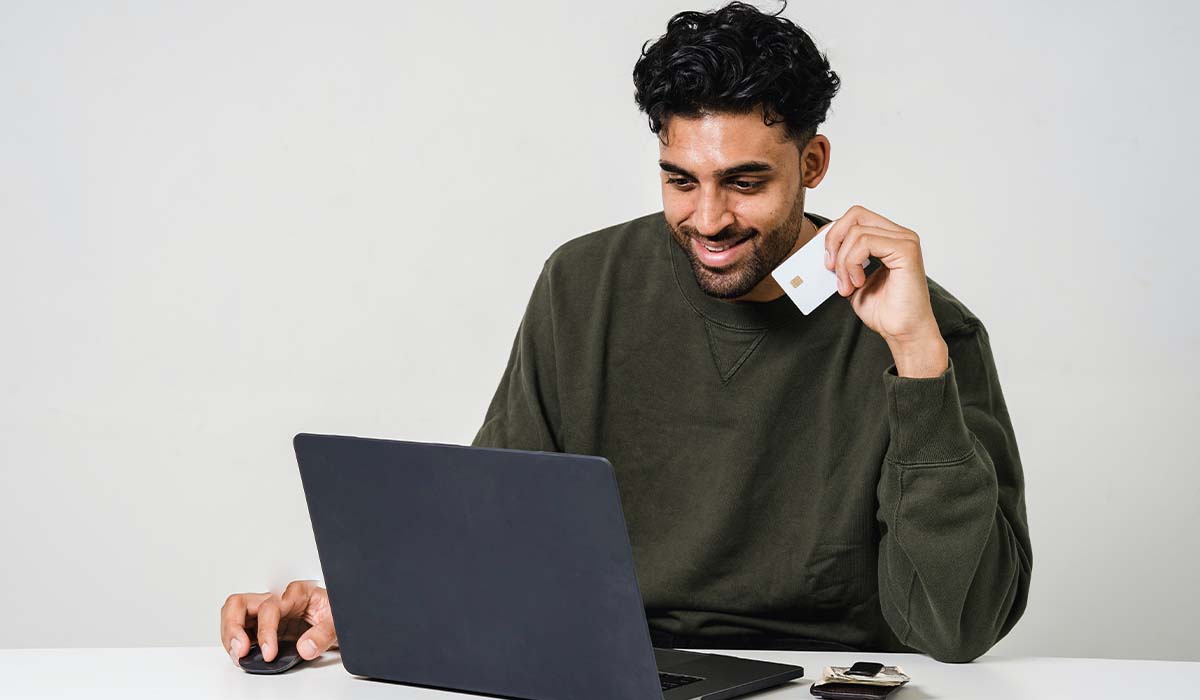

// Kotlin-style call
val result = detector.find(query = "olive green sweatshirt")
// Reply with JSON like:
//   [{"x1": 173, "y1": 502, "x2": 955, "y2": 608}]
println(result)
[{"x1": 471, "y1": 211, "x2": 1032, "y2": 663}]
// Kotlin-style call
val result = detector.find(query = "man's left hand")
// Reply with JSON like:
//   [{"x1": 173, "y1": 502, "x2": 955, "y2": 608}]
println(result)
[{"x1": 823, "y1": 205, "x2": 949, "y2": 378}]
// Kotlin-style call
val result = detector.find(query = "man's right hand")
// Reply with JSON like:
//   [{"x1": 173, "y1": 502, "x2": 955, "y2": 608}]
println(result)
[{"x1": 221, "y1": 579, "x2": 338, "y2": 666}]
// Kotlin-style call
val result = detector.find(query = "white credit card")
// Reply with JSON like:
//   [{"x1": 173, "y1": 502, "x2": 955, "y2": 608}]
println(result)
[{"x1": 770, "y1": 222, "x2": 868, "y2": 315}]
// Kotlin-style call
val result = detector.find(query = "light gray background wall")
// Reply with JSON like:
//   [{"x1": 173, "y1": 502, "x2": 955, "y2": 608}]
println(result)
[{"x1": 1, "y1": 0, "x2": 1196, "y2": 661}]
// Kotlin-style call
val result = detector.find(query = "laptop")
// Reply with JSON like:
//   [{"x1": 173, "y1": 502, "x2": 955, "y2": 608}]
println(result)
[{"x1": 294, "y1": 433, "x2": 806, "y2": 700}]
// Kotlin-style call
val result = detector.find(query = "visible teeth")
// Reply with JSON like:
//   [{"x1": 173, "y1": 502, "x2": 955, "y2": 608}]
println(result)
[{"x1": 704, "y1": 244, "x2": 728, "y2": 252}]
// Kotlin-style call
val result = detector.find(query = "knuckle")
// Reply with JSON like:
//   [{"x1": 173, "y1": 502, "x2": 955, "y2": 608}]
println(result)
[
  {"x1": 282, "y1": 581, "x2": 303, "y2": 602},
  {"x1": 308, "y1": 625, "x2": 330, "y2": 644}
]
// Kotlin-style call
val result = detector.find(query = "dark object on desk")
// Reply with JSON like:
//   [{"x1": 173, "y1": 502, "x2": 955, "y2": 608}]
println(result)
[
  {"x1": 238, "y1": 641, "x2": 304, "y2": 675},
  {"x1": 811, "y1": 683, "x2": 898, "y2": 699},
  {"x1": 845, "y1": 662, "x2": 884, "y2": 677},
  {"x1": 294, "y1": 433, "x2": 806, "y2": 700}
]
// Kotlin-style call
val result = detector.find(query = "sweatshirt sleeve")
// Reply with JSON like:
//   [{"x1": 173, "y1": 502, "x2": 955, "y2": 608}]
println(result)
[
  {"x1": 470, "y1": 261, "x2": 563, "y2": 452},
  {"x1": 875, "y1": 321, "x2": 1032, "y2": 663}
]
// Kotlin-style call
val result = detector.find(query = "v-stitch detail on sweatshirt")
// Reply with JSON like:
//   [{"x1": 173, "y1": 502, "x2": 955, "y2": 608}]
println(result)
[{"x1": 704, "y1": 320, "x2": 768, "y2": 384}]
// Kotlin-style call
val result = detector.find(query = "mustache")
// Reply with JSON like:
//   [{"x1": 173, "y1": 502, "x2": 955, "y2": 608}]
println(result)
[{"x1": 676, "y1": 224, "x2": 758, "y2": 245}]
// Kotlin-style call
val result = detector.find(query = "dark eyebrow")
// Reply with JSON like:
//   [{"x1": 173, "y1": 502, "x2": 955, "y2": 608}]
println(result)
[{"x1": 659, "y1": 160, "x2": 774, "y2": 179}]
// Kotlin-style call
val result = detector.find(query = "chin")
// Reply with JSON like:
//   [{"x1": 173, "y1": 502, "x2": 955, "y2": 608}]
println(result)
[{"x1": 693, "y1": 264, "x2": 761, "y2": 299}]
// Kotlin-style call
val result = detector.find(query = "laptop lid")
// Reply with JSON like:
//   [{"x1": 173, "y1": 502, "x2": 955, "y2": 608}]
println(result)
[{"x1": 294, "y1": 433, "x2": 664, "y2": 700}]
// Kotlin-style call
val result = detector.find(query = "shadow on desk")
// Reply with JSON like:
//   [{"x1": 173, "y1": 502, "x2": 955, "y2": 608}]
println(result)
[{"x1": 292, "y1": 651, "x2": 343, "y2": 672}]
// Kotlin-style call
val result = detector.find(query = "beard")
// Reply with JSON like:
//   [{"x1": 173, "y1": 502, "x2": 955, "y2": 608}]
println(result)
[{"x1": 669, "y1": 202, "x2": 807, "y2": 300}]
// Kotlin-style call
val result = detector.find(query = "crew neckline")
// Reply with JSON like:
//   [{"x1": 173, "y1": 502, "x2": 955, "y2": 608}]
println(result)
[{"x1": 666, "y1": 211, "x2": 832, "y2": 330}]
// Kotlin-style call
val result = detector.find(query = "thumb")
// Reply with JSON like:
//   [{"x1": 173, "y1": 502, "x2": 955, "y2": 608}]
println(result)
[{"x1": 296, "y1": 620, "x2": 337, "y2": 660}]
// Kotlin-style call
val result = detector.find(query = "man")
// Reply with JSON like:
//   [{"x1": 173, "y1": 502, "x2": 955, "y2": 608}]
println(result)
[{"x1": 221, "y1": 1, "x2": 1031, "y2": 666}]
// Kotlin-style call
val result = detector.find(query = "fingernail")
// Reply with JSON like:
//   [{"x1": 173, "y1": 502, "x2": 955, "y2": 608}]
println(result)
[
  {"x1": 301, "y1": 639, "x2": 317, "y2": 657},
  {"x1": 229, "y1": 639, "x2": 240, "y2": 666},
  {"x1": 825, "y1": 248, "x2": 831, "y2": 267}
]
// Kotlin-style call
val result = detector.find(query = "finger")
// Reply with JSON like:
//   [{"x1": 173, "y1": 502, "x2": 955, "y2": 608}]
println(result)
[
  {"x1": 836, "y1": 225, "x2": 913, "y2": 293},
  {"x1": 843, "y1": 227, "x2": 913, "y2": 288},
  {"x1": 823, "y1": 218, "x2": 845, "y2": 272},
  {"x1": 279, "y1": 580, "x2": 313, "y2": 620},
  {"x1": 220, "y1": 593, "x2": 264, "y2": 665},
  {"x1": 296, "y1": 619, "x2": 338, "y2": 660},
  {"x1": 834, "y1": 224, "x2": 871, "y2": 295},
  {"x1": 838, "y1": 204, "x2": 907, "y2": 234},
  {"x1": 280, "y1": 612, "x2": 315, "y2": 642},
  {"x1": 826, "y1": 220, "x2": 871, "y2": 291},
  {"x1": 243, "y1": 591, "x2": 272, "y2": 617},
  {"x1": 256, "y1": 598, "x2": 282, "y2": 663},
  {"x1": 845, "y1": 234, "x2": 890, "y2": 288},
  {"x1": 825, "y1": 205, "x2": 909, "y2": 272},
  {"x1": 220, "y1": 594, "x2": 249, "y2": 667}
]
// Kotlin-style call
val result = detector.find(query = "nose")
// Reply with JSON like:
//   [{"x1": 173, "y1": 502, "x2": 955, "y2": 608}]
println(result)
[{"x1": 691, "y1": 186, "x2": 734, "y2": 237}]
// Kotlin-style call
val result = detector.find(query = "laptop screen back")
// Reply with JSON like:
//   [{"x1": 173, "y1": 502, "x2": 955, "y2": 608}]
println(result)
[{"x1": 294, "y1": 433, "x2": 662, "y2": 700}]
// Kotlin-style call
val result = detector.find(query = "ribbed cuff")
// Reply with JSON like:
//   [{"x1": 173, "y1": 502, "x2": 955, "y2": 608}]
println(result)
[{"x1": 882, "y1": 357, "x2": 975, "y2": 465}]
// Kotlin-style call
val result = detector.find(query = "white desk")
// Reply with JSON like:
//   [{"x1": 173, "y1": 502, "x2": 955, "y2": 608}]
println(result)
[{"x1": 1, "y1": 647, "x2": 1194, "y2": 698}]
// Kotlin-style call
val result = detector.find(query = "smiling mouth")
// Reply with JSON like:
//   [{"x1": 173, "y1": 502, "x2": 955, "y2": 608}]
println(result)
[
  {"x1": 699, "y1": 234, "x2": 751, "y2": 252},
  {"x1": 689, "y1": 232, "x2": 754, "y2": 269}
]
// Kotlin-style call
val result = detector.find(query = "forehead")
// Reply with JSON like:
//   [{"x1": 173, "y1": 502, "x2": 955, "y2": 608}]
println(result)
[{"x1": 659, "y1": 111, "x2": 795, "y2": 170}]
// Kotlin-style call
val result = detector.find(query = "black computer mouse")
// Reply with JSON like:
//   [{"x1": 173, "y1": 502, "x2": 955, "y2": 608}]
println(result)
[{"x1": 238, "y1": 640, "x2": 305, "y2": 674}]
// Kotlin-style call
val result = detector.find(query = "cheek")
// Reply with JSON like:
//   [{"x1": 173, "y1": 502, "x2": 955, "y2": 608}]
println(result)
[
  {"x1": 729, "y1": 201, "x2": 777, "y2": 233},
  {"x1": 661, "y1": 187, "x2": 692, "y2": 222},
  {"x1": 732, "y1": 190, "x2": 794, "y2": 230}
]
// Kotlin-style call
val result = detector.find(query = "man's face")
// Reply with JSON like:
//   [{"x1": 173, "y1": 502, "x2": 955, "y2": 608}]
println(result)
[{"x1": 659, "y1": 111, "x2": 827, "y2": 302}]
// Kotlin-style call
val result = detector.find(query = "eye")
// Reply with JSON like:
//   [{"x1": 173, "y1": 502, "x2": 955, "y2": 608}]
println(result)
[
  {"x1": 731, "y1": 180, "x2": 764, "y2": 191},
  {"x1": 666, "y1": 177, "x2": 694, "y2": 189}
]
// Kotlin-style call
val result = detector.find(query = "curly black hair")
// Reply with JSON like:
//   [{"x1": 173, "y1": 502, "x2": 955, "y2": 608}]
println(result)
[{"x1": 632, "y1": 1, "x2": 840, "y2": 146}]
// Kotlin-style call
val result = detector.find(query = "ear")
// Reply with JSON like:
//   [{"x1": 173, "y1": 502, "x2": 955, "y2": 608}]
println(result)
[{"x1": 799, "y1": 134, "x2": 831, "y2": 188}]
